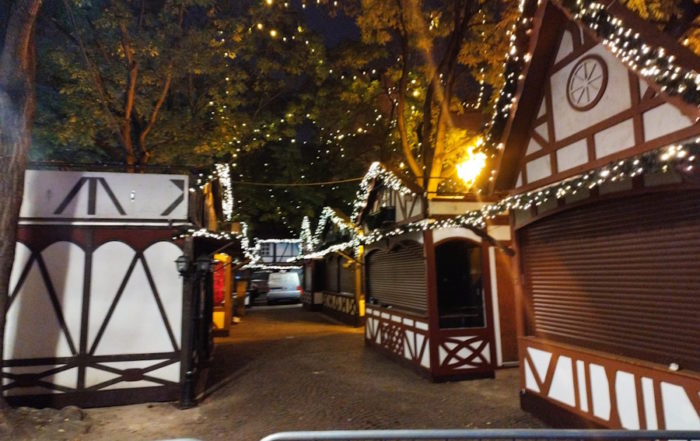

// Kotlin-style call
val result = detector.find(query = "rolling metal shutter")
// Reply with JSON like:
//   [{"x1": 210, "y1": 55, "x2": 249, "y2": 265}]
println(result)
[
  {"x1": 367, "y1": 241, "x2": 427, "y2": 314},
  {"x1": 519, "y1": 191, "x2": 700, "y2": 370},
  {"x1": 339, "y1": 262, "x2": 355, "y2": 294},
  {"x1": 325, "y1": 256, "x2": 339, "y2": 292}
]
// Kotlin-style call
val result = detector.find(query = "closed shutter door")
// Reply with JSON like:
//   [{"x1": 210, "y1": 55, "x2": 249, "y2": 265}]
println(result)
[
  {"x1": 339, "y1": 263, "x2": 355, "y2": 294},
  {"x1": 367, "y1": 241, "x2": 427, "y2": 313},
  {"x1": 520, "y1": 191, "x2": 700, "y2": 370},
  {"x1": 325, "y1": 256, "x2": 338, "y2": 292}
]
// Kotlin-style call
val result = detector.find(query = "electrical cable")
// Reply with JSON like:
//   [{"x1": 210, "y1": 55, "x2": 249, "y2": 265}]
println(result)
[{"x1": 229, "y1": 177, "x2": 363, "y2": 187}]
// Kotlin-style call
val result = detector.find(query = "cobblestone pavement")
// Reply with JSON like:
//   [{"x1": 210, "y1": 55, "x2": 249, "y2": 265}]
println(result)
[{"x1": 5, "y1": 305, "x2": 545, "y2": 441}]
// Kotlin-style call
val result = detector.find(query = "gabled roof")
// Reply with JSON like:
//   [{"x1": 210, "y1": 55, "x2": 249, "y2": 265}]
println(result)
[
  {"x1": 351, "y1": 162, "x2": 424, "y2": 224},
  {"x1": 313, "y1": 206, "x2": 357, "y2": 248},
  {"x1": 490, "y1": 0, "x2": 700, "y2": 192}
]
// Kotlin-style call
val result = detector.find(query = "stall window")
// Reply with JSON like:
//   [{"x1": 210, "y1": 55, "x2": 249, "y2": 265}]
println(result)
[{"x1": 436, "y1": 240, "x2": 484, "y2": 328}]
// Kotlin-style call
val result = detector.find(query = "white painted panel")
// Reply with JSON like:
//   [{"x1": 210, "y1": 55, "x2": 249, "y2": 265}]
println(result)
[
  {"x1": 432, "y1": 227, "x2": 480, "y2": 244},
  {"x1": 552, "y1": 45, "x2": 632, "y2": 141},
  {"x1": 9, "y1": 242, "x2": 32, "y2": 295},
  {"x1": 405, "y1": 330, "x2": 415, "y2": 357},
  {"x1": 439, "y1": 346, "x2": 448, "y2": 364},
  {"x1": 92, "y1": 257, "x2": 175, "y2": 355},
  {"x1": 84, "y1": 367, "x2": 121, "y2": 388},
  {"x1": 421, "y1": 341, "x2": 430, "y2": 368},
  {"x1": 594, "y1": 118, "x2": 635, "y2": 159},
  {"x1": 488, "y1": 248, "x2": 502, "y2": 367},
  {"x1": 404, "y1": 338, "x2": 411, "y2": 359},
  {"x1": 5, "y1": 256, "x2": 75, "y2": 359},
  {"x1": 444, "y1": 341, "x2": 457, "y2": 351},
  {"x1": 660, "y1": 382, "x2": 700, "y2": 429},
  {"x1": 641, "y1": 377, "x2": 658, "y2": 429},
  {"x1": 526, "y1": 137, "x2": 543, "y2": 155},
  {"x1": 524, "y1": 362, "x2": 540, "y2": 392},
  {"x1": 548, "y1": 356, "x2": 576, "y2": 407},
  {"x1": 403, "y1": 318, "x2": 414, "y2": 327},
  {"x1": 534, "y1": 124, "x2": 549, "y2": 144},
  {"x1": 639, "y1": 79, "x2": 649, "y2": 98},
  {"x1": 556, "y1": 139, "x2": 588, "y2": 172},
  {"x1": 415, "y1": 321, "x2": 428, "y2": 331},
  {"x1": 89, "y1": 242, "x2": 136, "y2": 348},
  {"x1": 456, "y1": 347, "x2": 472, "y2": 362},
  {"x1": 555, "y1": 30, "x2": 574, "y2": 63},
  {"x1": 589, "y1": 363, "x2": 611, "y2": 420},
  {"x1": 615, "y1": 371, "x2": 640, "y2": 429},
  {"x1": 20, "y1": 170, "x2": 188, "y2": 222},
  {"x1": 527, "y1": 347, "x2": 552, "y2": 382},
  {"x1": 538, "y1": 100, "x2": 547, "y2": 118},
  {"x1": 643, "y1": 103, "x2": 693, "y2": 141},
  {"x1": 576, "y1": 360, "x2": 588, "y2": 412},
  {"x1": 365, "y1": 319, "x2": 372, "y2": 338},
  {"x1": 148, "y1": 362, "x2": 180, "y2": 383},
  {"x1": 482, "y1": 343, "x2": 491, "y2": 363},
  {"x1": 516, "y1": 172, "x2": 523, "y2": 188},
  {"x1": 487, "y1": 225, "x2": 511, "y2": 241},
  {"x1": 42, "y1": 242, "x2": 85, "y2": 352},
  {"x1": 526, "y1": 156, "x2": 552, "y2": 183}
]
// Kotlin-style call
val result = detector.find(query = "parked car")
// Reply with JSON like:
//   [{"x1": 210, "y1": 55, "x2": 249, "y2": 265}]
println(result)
[
  {"x1": 266, "y1": 272, "x2": 302, "y2": 305},
  {"x1": 247, "y1": 271, "x2": 269, "y2": 304}
]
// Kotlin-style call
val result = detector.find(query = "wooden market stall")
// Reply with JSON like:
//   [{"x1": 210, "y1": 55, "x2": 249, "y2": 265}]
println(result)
[
  {"x1": 489, "y1": 0, "x2": 700, "y2": 429},
  {"x1": 357, "y1": 163, "x2": 519, "y2": 380}
]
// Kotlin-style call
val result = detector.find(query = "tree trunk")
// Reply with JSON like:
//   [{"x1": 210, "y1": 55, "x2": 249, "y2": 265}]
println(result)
[{"x1": 0, "y1": 0, "x2": 42, "y2": 409}]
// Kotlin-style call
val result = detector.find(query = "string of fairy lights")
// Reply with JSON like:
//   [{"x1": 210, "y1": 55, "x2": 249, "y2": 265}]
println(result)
[
  {"x1": 293, "y1": 141, "x2": 698, "y2": 261},
  {"x1": 181, "y1": 0, "x2": 699, "y2": 266}
]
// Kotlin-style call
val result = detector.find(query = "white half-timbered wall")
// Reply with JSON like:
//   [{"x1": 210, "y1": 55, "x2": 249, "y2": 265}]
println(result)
[{"x1": 516, "y1": 25, "x2": 697, "y2": 189}]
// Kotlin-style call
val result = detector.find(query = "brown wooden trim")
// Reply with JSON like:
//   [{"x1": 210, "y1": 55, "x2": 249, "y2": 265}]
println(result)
[
  {"x1": 653, "y1": 378, "x2": 666, "y2": 429},
  {"x1": 531, "y1": 131, "x2": 548, "y2": 149},
  {"x1": 629, "y1": 72, "x2": 645, "y2": 146},
  {"x1": 523, "y1": 95, "x2": 666, "y2": 162},
  {"x1": 545, "y1": 81, "x2": 555, "y2": 147},
  {"x1": 5, "y1": 385, "x2": 179, "y2": 409},
  {"x1": 550, "y1": 38, "x2": 597, "y2": 75},
  {"x1": 423, "y1": 230, "x2": 440, "y2": 373},
  {"x1": 549, "y1": 151, "x2": 559, "y2": 176},
  {"x1": 518, "y1": 120, "x2": 700, "y2": 193},
  {"x1": 634, "y1": 374, "x2": 648, "y2": 429},
  {"x1": 586, "y1": 135, "x2": 595, "y2": 163},
  {"x1": 513, "y1": 180, "x2": 700, "y2": 231},
  {"x1": 534, "y1": 114, "x2": 547, "y2": 126},
  {"x1": 521, "y1": 392, "x2": 607, "y2": 429}
]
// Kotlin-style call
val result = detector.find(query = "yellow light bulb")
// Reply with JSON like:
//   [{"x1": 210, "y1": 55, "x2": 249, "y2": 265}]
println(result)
[
  {"x1": 456, "y1": 139, "x2": 487, "y2": 188},
  {"x1": 270, "y1": 29, "x2": 278, "y2": 38}
]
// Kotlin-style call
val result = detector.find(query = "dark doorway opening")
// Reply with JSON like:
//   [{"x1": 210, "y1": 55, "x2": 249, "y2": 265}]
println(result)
[{"x1": 435, "y1": 240, "x2": 484, "y2": 328}]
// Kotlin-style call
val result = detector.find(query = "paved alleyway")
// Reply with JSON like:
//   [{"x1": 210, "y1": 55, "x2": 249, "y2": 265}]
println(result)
[{"x1": 9, "y1": 305, "x2": 545, "y2": 441}]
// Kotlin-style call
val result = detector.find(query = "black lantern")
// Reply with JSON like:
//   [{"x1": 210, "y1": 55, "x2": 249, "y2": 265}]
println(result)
[
  {"x1": 175, "y1": 255, "x2": 190, "y2": 275},
  {"x1": 195, "y1": 255, "x2": 213, "y2": 274}
]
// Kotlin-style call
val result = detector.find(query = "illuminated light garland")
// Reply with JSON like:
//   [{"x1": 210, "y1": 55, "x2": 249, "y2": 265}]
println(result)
[
  {"x1": 350, "y1": 162, "x2": 421, "y2": 222},
  {"x1": 482, "y1": 141, "x2": 699, "y2": 217},
  {"x1": 299, "y1": 216, "x2": 313, "y2": 252},
  {"x1": 312, "y1": 206, "x2": 357, "y2": 247},
  {"x1": 562, "y1": 0, "x2": 700, "y2": 105},
  {"x1": 215, "y1": 163, "x2": 234, "y2": 221},
  {"x1": 483, "y1": 0, "x2": 700, "y2": 174},
  {"x1": 294, "y1": 240, "x2": 357, "y2": 261},
  {"x1": 296, "y1": 141, "x2": 698, "y2": 263},
  {"x1": 241, "y1": 263, "x2": 303, "y2": 271}
]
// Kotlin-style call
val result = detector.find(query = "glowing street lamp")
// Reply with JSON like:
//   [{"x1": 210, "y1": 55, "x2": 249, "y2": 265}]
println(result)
[{"x1": 456, "y1": 137, "x2": 487, "y2": 188}]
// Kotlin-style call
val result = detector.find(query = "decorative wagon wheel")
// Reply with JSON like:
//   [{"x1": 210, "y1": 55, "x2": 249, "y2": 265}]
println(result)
[{"x1": 566, "y1": 54, "x2": 608, "y2": 111}]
